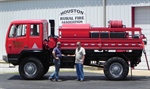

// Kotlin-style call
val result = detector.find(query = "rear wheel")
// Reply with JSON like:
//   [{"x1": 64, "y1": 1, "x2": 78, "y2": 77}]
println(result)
[
  {"x1": 19, "y1": 57, "x2": 44, "y2": 80},
  {"x1": 104, "y1": 57, "x2": 129, "y2": 80}
]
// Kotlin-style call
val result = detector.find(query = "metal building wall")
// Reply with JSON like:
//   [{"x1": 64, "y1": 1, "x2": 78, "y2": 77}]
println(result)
[
  {"x1": 106, "y1": 0, "x2": 150, "y2": 26},
  {"x1": 0, "y1": 0, "x2": 103, "y2": 57}
]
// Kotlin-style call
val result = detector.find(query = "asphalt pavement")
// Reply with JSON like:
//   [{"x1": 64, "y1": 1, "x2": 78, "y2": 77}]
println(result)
[
  {"x1": 0, "y1": 72, "x2": 150, "y2": 89},
  {"x1": 0, "y1": 61, "x2": 150, "y2": 89}
]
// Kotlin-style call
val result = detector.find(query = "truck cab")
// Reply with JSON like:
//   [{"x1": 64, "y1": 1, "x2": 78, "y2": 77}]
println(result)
[{"x1": 5, "y1": 20, "x2": 48, "y2": 65}]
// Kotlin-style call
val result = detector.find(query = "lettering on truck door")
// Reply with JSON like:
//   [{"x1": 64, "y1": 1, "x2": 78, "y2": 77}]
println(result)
[{"x1": 15, "y1": 24, "x2": 28, "y2": 53}]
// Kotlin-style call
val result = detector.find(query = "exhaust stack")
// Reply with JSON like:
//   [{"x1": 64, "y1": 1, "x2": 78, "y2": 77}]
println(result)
[{"x1": 49, "y1": 19, "x2": 55, "y2": 37}]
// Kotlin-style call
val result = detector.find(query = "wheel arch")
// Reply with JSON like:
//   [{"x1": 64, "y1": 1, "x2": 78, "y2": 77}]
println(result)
[
  {"x1": 106, "y1": 54, "x2": 129, "y2": 64},
  {"x1": 18, "y1": 49, "x2": 44, "y2": 64}
]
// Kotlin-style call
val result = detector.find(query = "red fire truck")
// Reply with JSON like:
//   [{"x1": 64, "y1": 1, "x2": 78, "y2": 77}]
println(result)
[{"x1": 3, "y1": 19, "x2": 148, "y2": 80}]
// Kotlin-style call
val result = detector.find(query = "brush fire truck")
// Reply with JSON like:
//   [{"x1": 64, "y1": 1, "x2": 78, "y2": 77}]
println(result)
[{"x1": 3, "y1": 19, "x2": 148, "y2": 80}]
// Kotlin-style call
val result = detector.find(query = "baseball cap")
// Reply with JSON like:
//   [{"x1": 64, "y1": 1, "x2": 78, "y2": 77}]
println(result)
[{"x1": 57, "y1": 42, "x2": 61, "y2": 45}]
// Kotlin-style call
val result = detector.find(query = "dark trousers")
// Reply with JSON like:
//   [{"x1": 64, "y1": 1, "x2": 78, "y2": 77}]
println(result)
[{"x1": 49, "y1": 59, "x2": 60, "y2": 80}]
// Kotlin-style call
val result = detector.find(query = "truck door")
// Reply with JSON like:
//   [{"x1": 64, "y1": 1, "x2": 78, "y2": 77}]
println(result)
[
  {"x1": 6, "y1": 24, "x2": 28, "y2": 54},
  {"x1": 28, "y1": 24, "x2": 42, "y2": 49},
  {"x1": 15, "y1": 24, "x2": 28, "y2": 53}
]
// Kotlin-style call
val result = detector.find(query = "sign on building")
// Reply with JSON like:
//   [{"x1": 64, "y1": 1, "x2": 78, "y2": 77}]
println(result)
[{"x1": 59, "y1": 9, "x2": 85, "y2": 26}]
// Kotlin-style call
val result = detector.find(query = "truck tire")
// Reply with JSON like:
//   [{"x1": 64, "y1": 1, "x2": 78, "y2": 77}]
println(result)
[
  {"x1": 104, "y1": 57, "x2": 129, "y2": 80},
  {"x1": 19, "y1": 57, "x2": 44, "y2": 80}
]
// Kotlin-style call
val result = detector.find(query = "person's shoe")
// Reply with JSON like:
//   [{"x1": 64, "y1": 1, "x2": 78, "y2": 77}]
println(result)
[
  {"x1": 55, "y1": 79, "x2": 62, "y2": 82},
  {"x1": 75, "y1": 79, "x2": 80, "y2": 81},
  {"x1": 48, "y1": 77, "x2": 53, "y2": 81},
  {"x1": 80, "y1": 79, "x2": 84, "y2": 82}
]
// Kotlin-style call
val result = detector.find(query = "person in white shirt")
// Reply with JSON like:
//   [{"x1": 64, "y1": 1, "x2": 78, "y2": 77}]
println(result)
[{"x1": 75, "y1": 42, "x2": 86, "y2": 81}]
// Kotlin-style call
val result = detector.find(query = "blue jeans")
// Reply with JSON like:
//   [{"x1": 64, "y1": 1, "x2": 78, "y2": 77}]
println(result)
[
  {"x1": 49, "y1": 59, "x2": 60, "y2": 80},
  {"x1": 76, "y1": 63, "x2": 84, "y2": 80}
]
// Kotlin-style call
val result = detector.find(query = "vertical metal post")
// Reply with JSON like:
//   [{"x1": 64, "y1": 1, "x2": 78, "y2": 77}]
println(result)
[
  {"x1": 143, "y1": 49, "x2": 150, "y2": 70},
  {"x1": 103, "y1": 0, "x2": 106, "y2": 27}
]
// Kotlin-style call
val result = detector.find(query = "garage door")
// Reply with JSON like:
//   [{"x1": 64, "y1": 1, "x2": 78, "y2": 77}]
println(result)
[{"x1": 134, "y1": 6, "x2": 150, "y2": 69}]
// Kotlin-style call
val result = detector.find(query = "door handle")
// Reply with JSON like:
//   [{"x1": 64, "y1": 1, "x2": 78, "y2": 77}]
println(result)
[{"x1": 8, "y1": 44, "x2": 12, "y2": 48}]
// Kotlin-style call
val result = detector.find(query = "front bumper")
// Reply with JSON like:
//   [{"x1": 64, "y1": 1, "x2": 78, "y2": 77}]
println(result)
[{"x1": 2, "y1": 55, "x2": 8, "y2": 63}]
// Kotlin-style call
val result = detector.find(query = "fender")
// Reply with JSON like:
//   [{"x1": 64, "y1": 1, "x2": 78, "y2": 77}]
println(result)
[
  {"x1": 7, "y1": 49, "x2": 44, "y2": 65},
  {"x1": 18, "y1": 49, "x2": 44, "y2": 62}
]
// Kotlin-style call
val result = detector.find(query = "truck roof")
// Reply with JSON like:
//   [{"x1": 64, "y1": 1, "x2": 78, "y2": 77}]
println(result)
[{"x1": 11, "y1": 19, "x2": 47, "y2": 24}]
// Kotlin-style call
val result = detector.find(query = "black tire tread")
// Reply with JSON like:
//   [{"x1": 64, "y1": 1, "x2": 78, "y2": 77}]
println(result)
[
  {"x1": 104, "y1": 57, "x2": 129, "y2": 80},
  {"x1": 19, "y1": 57, "x2": 44, "y2": 80}
]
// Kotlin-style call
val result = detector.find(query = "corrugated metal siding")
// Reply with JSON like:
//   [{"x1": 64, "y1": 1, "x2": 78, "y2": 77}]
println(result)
[
  {"x1": 106, "y1": 0, "x2": 150, "y2": 26},
  {"x1": 106, "y1": 5, "x2": 131, "y2": 26},
  {"x1": 0, "y1": 0, "x2": 103, "y2": 57}
]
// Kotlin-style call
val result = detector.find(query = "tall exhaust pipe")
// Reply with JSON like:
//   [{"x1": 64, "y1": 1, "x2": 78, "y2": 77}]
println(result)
[{"x1": 49, "y1": 19, "x2": 55, "y2": 37}]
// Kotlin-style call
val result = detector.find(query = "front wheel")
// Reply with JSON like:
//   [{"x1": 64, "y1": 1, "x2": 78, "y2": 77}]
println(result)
[
  {"x1": 19, "y1": 57, "x2": 44, "y2": 80},
  {"x1": 104, "y1": 57, "x2": 129, "y2": 80}
]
